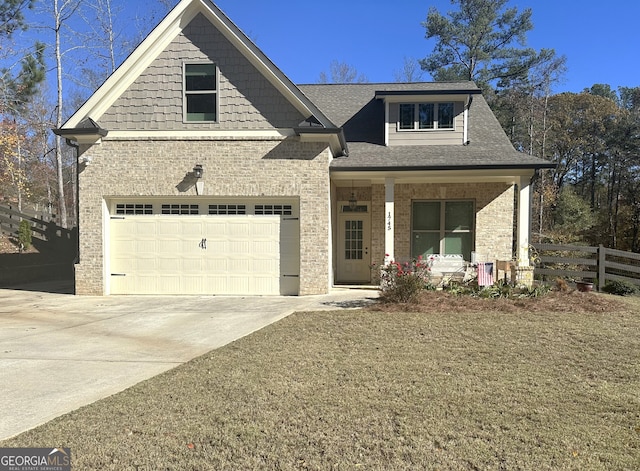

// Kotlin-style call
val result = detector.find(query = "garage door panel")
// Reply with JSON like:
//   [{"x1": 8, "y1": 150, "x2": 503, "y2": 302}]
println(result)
[
  {"x1": 180, "y1": 275, "x2": 204, "y2": 294},
  {"x1": 251, "y1": 258, "x2": 278, "y2": 273},
  {"x1": 251, "y1": 277, "x2": 277, "y2": 294},
  {"x1": 155, "y1": 239, "x2": 179, "y2": 251},
  {"x1": 157, "y1": 275, "x2": 182, "y2": 294},
  {"x1": 207, "y1": 276, "x2": 229, "y2": 293},
  {"x1": 135, "y1": 240, "x2": 157, "y2": 253},
  {"x1": 229, "y1": 240, "x2": 250, "y2": 254},
  {"x1": 207, "y1": 240, "x2": 227, "y2": 253},
  {"x1": 205, "y1": 257, "x2": 227, "y2": 271},
  {"x1": 136, "y1": 255, "x2": 159, "y2": 272},
  {"x1": 228, "y1": 221, "x2": 250, "y2": 237},
  {"x1": 252, "y1": 240, "x2": 278, "y2": 253},
  {"x1": 157, "y1": 221, "x2": 181, "y2": 235},
  {"x1": 227, "y1": 276, "x2": 249, "y2": 294},
  {"x1": 109, "y1": 208, "x2": 299, "y2": 295}
]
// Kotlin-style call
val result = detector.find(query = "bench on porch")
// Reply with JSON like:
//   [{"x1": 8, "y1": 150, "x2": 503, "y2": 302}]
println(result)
[{"x1": 429, "y1": 254, "x2": 469, "y2": 285}]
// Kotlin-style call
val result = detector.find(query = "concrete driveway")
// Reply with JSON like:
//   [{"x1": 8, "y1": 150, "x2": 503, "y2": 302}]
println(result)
[{"x1": 0, "y1": 282, "x2": 378, "y2": 440}]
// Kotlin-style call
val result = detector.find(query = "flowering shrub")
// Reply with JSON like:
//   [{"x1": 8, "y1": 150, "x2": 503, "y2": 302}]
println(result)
[{"x1": 376, "y1": 255, "x2": 434, "y2": 303}]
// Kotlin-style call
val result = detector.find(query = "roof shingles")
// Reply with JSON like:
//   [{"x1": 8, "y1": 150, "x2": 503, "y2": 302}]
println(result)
[{"x1": 297, "y1": 82, "x2": 552, "y2": 170}]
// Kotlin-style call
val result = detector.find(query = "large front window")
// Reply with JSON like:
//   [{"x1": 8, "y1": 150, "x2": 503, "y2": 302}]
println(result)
[
  {"x1": 398, "y1": 102, "x2": 455, "y2": 131},
  {"x1": 411, "y1": 200, "x2": 474, "y2": 260},
  {"x1": 184, "y1": 63, "x2": 217, "y2": 122}
]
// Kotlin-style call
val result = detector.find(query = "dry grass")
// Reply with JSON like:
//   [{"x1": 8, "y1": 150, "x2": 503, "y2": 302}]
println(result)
[{"x1": 2, "y1": 292, "x2": 639, "y2": 470}]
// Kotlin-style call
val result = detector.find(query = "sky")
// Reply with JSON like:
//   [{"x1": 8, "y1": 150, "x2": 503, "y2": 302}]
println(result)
[{"x1": 202, "y1": 0, "x2": 640, "y2": 93}]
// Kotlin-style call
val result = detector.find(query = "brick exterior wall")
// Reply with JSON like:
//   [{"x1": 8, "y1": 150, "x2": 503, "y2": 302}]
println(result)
[
  {"x1": 366, "y1": 182, "x2": 514, "y2": 266},
  {"x1": 75, "y1": 139, "x2": 331, "y2": 295}
]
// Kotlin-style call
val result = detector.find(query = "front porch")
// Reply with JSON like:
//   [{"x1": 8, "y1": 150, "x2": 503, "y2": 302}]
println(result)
[{"x1": 331, "y1": 170, "x2": 535, "y2": 287}]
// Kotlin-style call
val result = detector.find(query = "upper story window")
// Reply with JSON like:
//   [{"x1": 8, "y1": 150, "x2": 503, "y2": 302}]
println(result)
[
  {"x1": 184, "y1": 63, "x2": 218, "y2": 122},
  {"x1": 399, "y1": 102, "x2": 455, "y2": 131}
]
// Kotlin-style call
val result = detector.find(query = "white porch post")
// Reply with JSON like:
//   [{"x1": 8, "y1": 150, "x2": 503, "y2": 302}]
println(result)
[
  {"x1": 385, "y1": 177, "x2": 395, "y2": 263},
  {"x1": 516, "y1": 175, "x2": 535, "y2": 287},
  {"x1": 517, "y1": 175, "x2": 531, "y2": 266}
]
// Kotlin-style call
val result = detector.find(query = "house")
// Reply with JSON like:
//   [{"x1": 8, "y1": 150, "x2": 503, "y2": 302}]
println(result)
[{"x1": 54, "y1": 0, "x2": 553, "y2": 296}]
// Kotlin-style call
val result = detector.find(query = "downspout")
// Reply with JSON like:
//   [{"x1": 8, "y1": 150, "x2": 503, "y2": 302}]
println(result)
[
  {"x1": 65, "y1": 138, "x2": 80, "y2": 271},
  {"x1": 463, "y1": 95, "x2": 473, "y2": 145}
]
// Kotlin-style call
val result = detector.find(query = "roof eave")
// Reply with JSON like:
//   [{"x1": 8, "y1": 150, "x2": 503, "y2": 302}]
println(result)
[
  {"x1": 295, "y1": 127, "x2": 349, "y2": 158},
  {"x1": 52, "y1": 126, "x2": 108, "y2": 145},
  {"x1": 330, "y1": 162, "x2": 555, "y2": 172},
  {"x1": 374, "y1": 89, "x2": 482, "y2": 98}
]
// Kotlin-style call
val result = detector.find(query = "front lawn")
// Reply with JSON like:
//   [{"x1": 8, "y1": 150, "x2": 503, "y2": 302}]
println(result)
[{"x1": 2, "y1": 293, "x2": 639, "y2": 470}]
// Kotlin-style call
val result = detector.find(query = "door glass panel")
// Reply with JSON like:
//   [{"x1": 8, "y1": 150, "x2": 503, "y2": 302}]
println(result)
[
  {"x1": 344, "y1": 220, "x2": 364, "y2": 260},
  {"x1": 412, "y1": 202, "x2": 440, "y2": 230}
]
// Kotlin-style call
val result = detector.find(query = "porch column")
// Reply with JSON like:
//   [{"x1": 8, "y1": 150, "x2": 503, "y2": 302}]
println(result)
[
  {"x1": 517, "y1": 175, "x2": 531, "y2": 265},
  {"x1": 517, "y1": 175, "x2": 534, "y2": 286},
  {"x1": 385, "y1": 177, "x2": 395, "y2": 263}
]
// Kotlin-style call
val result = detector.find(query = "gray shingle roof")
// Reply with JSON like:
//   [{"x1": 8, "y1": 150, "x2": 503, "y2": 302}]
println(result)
[{"x1": 297, "y1": 82, "x2": 552, "y2": 171}]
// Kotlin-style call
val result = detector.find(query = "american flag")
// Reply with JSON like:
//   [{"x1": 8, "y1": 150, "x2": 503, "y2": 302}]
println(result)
[{"x1": 478, "y1": 262, "x2": 494, "y2": 287}]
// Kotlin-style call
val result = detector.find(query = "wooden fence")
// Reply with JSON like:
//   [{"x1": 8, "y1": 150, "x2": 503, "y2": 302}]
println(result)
[
  {"x1": 0, "y1": 205, "x2": 77, "y2": 286},
  {"x1": 0, "y1": 204, "x2": 74, "y2": 247},
  {"x1": 532, "y1": 243, "x2": 640, "y2": 291}
]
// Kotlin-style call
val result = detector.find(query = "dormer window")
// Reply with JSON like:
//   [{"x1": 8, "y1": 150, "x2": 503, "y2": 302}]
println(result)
[
  {"x1": 184, "y1": 63, "x2": 218, "y2": 122},
  {"x1": 398, "y1": 102, "x2": 454, "y2": 131}
]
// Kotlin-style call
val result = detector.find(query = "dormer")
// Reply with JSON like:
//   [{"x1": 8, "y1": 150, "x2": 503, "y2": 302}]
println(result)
[{"x1": 375, "y1": 88, "x2": 482, "y2": 146}]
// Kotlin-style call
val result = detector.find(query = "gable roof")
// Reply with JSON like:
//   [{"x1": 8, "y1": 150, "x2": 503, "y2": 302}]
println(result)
[
  {"x1": 298, "y1": 82, "x2": 554, "y2": 172},
  {"x1": 59, "y1": 0, "x2": 346, "y2": 154}
]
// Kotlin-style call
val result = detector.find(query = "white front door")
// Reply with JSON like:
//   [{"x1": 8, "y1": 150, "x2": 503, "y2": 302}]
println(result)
[{"x1": 337, "y1": 203, "x2": 371, "y2": 283}]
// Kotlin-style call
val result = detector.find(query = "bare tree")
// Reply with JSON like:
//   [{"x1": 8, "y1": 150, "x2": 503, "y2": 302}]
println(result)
[
  {"x1": 318, "y1": 60, "x2": 368, "y2": 84},
  {"x1": 51, "y1": 0, "x2": 83, "y2": 228},
  {"x1": 393, "y1": 57, "x2": 425, "y2": 83}
]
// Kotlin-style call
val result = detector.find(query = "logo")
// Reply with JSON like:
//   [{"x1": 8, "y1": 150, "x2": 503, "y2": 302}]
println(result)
[{"x1": 0, "y1": 448, "x2": 71, "y2": 471}]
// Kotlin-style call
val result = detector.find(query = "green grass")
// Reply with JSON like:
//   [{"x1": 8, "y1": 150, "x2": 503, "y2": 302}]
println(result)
[{"x1": 2, "y1": 299, "x2": 640, "y2": 470}]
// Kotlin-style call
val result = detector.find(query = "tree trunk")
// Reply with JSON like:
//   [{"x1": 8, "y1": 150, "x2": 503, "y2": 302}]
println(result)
[{"x1": 55, "y1": 0, "x2": 68, "y2": 228}]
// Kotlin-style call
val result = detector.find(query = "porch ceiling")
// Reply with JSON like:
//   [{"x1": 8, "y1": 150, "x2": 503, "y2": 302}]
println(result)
[{"x1": 330, "y1": 168, "x2": 536, "y2": 186}]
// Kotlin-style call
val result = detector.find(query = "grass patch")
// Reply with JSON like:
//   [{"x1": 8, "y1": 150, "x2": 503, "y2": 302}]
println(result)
[{"x1": 2, "y1": 296, "x2": 640, "y2": 470}]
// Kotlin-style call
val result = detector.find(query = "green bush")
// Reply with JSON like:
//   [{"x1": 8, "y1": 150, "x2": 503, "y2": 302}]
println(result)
[
  {"x1": 18, "y1": 220, "x2": 32, "y2": 251},
  {"x1": 443, "y1": 279, "x2": 551, "y2": 299},
  {"x1": 602, "y1": 280, "x2": 639, "y2": 296}
]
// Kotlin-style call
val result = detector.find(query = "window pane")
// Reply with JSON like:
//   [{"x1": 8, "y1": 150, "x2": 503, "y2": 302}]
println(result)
[
  {"x1": 418, "y1": 103, "x2": 434, "y2": 129},
  {"x1": 399, "y1": 104, "x2": 415, "y2": 130},
  {"x1": 186, "y1": 94, "x2": 217, "y2": 121},
  {"x1": 444, "y1": 233, "x2": 472, "y2": 260},
  {"x1": 438, "y1": 103, "x2": 454, "y2": 129},
  {"x1": 412, "y1": 232, "x2": 440, "y2": 258},
  {"x1": 412, "y1": 201, "x2": 440, "y2": 230},
  {"x1": 185, "y1": 64, "x2": 216, "y2": 91},
  {"x1": 445, "y1": 201, "x2": 473, "y2": 231}
]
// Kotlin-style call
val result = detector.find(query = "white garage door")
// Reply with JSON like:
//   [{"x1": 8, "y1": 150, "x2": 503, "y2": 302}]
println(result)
[{"x1": 109, "y1": 201, "x2": 299, "y2": 295}]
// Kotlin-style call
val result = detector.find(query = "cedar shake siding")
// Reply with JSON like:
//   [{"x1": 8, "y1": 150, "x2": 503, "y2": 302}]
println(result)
[{"x1": 99, "y1": 13, "x2": 306, "y2": 131}]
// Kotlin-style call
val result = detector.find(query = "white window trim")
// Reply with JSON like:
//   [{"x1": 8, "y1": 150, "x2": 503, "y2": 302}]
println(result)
[
  {"x1": 183, "y1": 62, "x2": 219, "y2": 123},
  {"x1": 397, "y1": 102, "x2": 456, "y2": 132}
]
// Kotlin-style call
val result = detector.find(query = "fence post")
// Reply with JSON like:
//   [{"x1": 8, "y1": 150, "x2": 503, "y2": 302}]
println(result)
[{"x1": 598, "y1": 245, "x2": 606, "y2": 292}]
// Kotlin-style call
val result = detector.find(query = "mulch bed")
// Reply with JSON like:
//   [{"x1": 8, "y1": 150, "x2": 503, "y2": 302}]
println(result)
[{"x1": 372, "y1": 289, "x2": 627, "y2": 314}]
